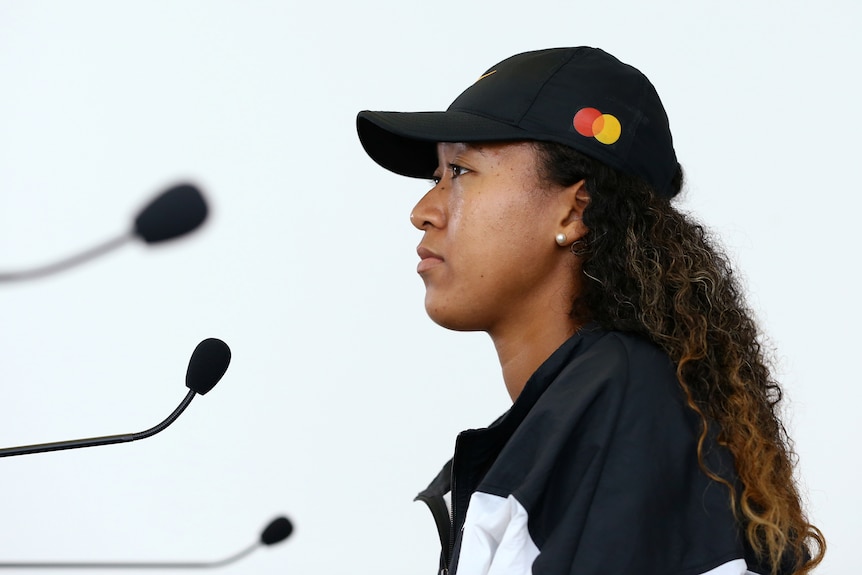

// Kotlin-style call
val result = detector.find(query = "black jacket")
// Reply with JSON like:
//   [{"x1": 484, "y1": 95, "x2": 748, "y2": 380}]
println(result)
[{"x1": 416, "y1": 327, "x2": 786, "y2": 575}]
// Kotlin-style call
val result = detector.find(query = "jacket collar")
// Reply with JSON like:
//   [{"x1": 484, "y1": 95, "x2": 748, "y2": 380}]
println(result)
[{"x1": 416, "y1": 323, "x2": 606, "y2": 501}]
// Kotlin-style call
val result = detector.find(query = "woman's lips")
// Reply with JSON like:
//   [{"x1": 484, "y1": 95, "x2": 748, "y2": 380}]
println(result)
[{"x1": 417, "y1": 246, "x2": 443, "y2": 273}]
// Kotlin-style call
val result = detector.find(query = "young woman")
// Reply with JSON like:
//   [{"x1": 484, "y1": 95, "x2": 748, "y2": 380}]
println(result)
[{"x1": 356, "y1": 47, "x2": 824, "y2": 575}]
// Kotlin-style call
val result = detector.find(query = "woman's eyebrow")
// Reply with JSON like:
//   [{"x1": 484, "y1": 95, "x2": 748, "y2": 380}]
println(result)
[{"x1": 453, "y1": 144, "x2": 488, "y2": 160}]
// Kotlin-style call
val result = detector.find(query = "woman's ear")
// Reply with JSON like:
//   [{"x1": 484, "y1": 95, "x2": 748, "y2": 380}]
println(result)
[{"x1": 557, "y1": 179, "x2": 590, "y2": 243}]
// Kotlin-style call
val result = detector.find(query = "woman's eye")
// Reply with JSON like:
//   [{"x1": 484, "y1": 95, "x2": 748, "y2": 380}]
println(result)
[
  {"x1": 430, "y1": 165, "x2": 468, "y2": 185},
  {"x1": 450, "y1": 164, "x2": 469, "y2": 178}
]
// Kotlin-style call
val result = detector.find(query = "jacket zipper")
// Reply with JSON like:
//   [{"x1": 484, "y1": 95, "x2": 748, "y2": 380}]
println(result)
[
  {"x1": 443, "y1": 494, "x2": 455, "y2": 575},
  {"x1": 440, "y1": 496, "x2": 455, "y2": 575},
  {"x1": 444, "y1": 440, "x2": 460, "y2": 575}
]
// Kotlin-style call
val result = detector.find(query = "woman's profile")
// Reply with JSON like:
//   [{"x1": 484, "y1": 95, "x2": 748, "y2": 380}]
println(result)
[{"x1": 356, "y1": 47, "x2": 824, "y2": 575}]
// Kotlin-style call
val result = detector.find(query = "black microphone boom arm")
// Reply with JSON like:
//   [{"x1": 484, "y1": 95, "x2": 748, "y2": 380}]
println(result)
[
  {"x1": 0, "y1": 233, "x2": 132, "y2": 282},
  {"x1": 0, "y1": 542, "x2": 255, "y2": 569},
  {"x1": 0, "y1": 516, "x2": 292, "y2": 569},
  {"x1": 0, "y1": 338, "x2": 230, "y2": 458},
  {"x1": 0, "y1": 389, "x2": 197, "y2": 458}
]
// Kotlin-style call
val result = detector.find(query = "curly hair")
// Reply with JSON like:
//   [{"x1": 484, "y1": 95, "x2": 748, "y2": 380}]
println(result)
[{"x1": 534, "y1": 141, "x2": 825, "y2": 575}]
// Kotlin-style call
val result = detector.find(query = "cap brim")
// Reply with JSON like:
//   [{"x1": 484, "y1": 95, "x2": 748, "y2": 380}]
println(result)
[{"x1": 356, "y1": 110, "x2": 529, "y2": 179}]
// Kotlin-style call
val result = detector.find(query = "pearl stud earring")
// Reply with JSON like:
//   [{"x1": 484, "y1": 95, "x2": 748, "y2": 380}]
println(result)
[{"x1": 555, "y1": 233, "x2": 567, "y2": 246}]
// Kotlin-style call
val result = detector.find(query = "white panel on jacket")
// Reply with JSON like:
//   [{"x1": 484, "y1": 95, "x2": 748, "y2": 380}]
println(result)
[
  {"x1": 700, "y1": 558, "x2": 759, "y2": 575},
  {"x1": 457, "y1": 492, "x2": 540, "y2": 575},
  {"x1": 456, "y1": 493, "x2": 757, "y2": 575}
]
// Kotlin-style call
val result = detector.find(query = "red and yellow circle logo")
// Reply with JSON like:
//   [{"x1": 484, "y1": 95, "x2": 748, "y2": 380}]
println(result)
[{"x1": 573, "y1": 107, "x2": 621, "y2": 145}]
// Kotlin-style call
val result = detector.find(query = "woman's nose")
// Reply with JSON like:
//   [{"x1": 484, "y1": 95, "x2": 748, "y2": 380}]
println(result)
[{"x1": 410, "y1": 186, "x2": 445, "y2": 230}]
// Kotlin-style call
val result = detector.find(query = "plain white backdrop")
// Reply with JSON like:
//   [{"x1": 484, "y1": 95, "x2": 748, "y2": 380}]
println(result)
[{"x1": 1, "y1": 1, "x2": 858, "y2": 574}]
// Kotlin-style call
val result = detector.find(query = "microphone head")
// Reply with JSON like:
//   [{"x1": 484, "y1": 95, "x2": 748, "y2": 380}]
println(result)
[
  {"x1": 185, "y1": 338, "x2": 231, "y2": 395},
  {"x1": 133, "y1": 183, "x2": 208, "y2": 244},
  {"x1": 260, "y1": 516, "x2": 293, "y2": 546}
]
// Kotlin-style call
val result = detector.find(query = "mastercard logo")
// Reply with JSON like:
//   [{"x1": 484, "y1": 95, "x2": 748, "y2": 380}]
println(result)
[{"x1": 573, "y1": 107, "x2": 622, "y2": 145}]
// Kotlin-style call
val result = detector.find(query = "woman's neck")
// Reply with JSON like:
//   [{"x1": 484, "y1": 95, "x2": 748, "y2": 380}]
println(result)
[{"x1": 491, "y1": 316, "x2": 580, "y2": 402}]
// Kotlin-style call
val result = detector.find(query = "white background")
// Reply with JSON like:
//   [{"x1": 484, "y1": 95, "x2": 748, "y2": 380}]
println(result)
[{"x1": 0, "y1": 1, "x2": 858, "y2": 574}]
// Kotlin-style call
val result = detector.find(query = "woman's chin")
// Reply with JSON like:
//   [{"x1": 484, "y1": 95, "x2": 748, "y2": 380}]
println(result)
[{"x1": 424, "y1": 300, "x2": 484, "y2": 333}]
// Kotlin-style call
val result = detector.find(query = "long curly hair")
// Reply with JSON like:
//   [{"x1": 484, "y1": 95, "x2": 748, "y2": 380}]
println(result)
[{"x1": 534, "y1": 141, "x2": 825, "y2": 575}]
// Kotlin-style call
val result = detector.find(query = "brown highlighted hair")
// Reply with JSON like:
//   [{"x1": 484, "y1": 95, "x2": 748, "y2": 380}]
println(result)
[{"x1": 534, "y1": 142, "x2": 825, "y2": 575}]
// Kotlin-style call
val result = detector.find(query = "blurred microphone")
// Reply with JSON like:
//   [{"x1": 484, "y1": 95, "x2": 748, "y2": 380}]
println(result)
[
  {"x1": 0, "y1": 338, "x2": 230, "y2": 458},
  {"x1": 0, "y1": 515, "x2": 293, "y2": 569},
  {"x1": 0, "y1": 183, "x2": 208, "y2": 282}
]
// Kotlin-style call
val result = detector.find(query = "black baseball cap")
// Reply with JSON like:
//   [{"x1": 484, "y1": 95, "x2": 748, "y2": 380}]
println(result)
[{"x1": 357, "y1": 47, "x2": 680, "y2": 198}]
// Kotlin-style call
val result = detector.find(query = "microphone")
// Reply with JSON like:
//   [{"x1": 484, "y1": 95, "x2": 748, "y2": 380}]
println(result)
[
  {"x1": 0, "y1": 515, "x2": 293, "y2": 569},
  {"x1": 0, "y1": 338, "x2": 230, "y2": 458},
  {"x1": 0, "y1": 183, "x2": 208, "y2": 282},
  {"x1": 134, "y1": 183, "x2": 208, "y2": 244}
]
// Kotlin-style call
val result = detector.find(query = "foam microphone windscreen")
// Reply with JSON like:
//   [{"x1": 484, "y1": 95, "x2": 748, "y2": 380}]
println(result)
[
  {"x1": 185, "y1": 338, "x2": 231, "y2": 395},
  {"x1": 260, "y1": 517, "x2": 294, "y2": 546},
  {"x1": 134, "y1": 183, "x2": 208, "y2": 243}
]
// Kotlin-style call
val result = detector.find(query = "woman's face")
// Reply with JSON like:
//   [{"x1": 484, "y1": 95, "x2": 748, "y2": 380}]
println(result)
[{"x1": 411, "y1": 141, "x2": 582, "y2": 335}]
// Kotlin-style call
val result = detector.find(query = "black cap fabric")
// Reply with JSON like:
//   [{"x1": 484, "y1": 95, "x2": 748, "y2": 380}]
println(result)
[{"x1": 357, "y1": 47, "x2": 679, "y2": 198}]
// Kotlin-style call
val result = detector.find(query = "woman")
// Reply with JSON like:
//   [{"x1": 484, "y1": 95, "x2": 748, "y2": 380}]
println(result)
[{"x1": 356, "y1": 47, "x2": 824, "y2": 575}]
